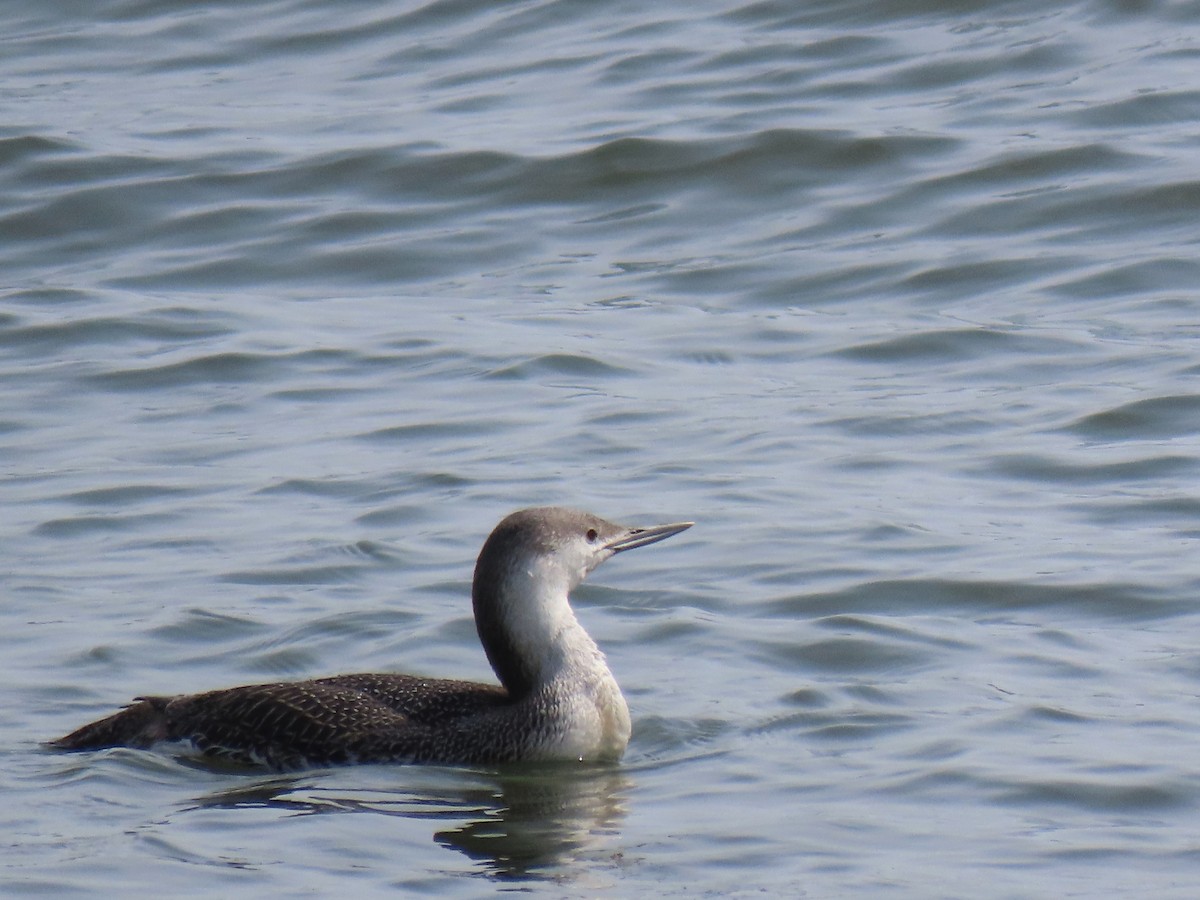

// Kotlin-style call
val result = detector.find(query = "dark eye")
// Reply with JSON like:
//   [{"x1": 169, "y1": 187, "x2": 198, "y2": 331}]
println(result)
[{"x1": 586, "y1": 528, "x2": 598, "y2": 542}]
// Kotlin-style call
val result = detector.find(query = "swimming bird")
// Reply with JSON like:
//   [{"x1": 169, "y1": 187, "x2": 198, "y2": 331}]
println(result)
[{"x1": 50, "y1": 507, "x2": 692, "y2": 770}]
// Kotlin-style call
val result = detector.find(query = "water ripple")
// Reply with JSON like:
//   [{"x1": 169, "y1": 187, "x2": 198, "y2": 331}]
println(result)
[
  {"x1": 996, "y1": 778, "x2": 1191, "y2": 813},
  {"x1": 1067, "y1": 395, "x2": 1200, "y2": 441},
  {"x1": 768, "y1": 579, "x2": 1182, "y2": 621}
]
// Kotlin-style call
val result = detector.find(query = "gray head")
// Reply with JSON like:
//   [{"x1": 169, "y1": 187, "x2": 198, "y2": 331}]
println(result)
[{"x1": 472, "y1": 507, "x2": 693, "y2": 696}]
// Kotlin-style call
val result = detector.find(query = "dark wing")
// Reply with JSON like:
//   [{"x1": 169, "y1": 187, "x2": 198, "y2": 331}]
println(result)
[
  {"x1": 52, "y1": 674, "x2": 518, "y2": 769},
  {"x1": 311, "y1": 673, "x2": 508, "y2": 722},
  {"x1": 164, "y1": 680, "x2": 419, "y2": 768}
]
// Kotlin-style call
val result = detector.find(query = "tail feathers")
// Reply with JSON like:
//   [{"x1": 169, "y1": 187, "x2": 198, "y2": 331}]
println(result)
[{"x1": 50, "y1": 697, "x2": 174, "y2": 751}]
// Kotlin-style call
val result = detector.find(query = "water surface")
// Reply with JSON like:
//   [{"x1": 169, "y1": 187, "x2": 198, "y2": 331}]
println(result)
[{"x1": 5, "y1": 1, "x2": 1200, "y2": 896}]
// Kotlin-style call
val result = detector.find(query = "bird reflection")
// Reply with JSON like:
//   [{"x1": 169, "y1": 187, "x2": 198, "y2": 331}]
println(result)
[
  {"x1": 434, "y1": 767, "x2": 629, "y2": 878},
  {"x1": 188, "y1": 763, "x2": 631, "y2": 879}
]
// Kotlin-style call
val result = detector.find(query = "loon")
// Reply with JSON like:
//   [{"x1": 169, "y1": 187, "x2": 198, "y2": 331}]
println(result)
[{"x1": 51, "y1": 507, "x2": 692, "y2": 770}]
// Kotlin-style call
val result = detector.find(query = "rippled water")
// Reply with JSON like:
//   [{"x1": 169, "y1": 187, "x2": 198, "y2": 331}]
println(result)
[{"x1": 5, "y1": 0, "x2": 1200, "y2": 896}]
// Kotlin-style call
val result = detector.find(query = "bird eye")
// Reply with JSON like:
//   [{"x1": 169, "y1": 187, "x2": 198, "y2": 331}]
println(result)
[{"x1": 586, "y1": 528, "x2": 598, "y2": 542}]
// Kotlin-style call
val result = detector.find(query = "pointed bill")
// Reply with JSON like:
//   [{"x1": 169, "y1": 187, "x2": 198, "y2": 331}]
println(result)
[{"x1": 605, "y1": 520, "x2": 693, "y2": 554}]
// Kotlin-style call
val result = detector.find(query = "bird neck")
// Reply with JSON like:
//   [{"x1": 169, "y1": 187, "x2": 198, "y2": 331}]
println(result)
[{"x1": 473, "y1": 558, "x2": 610, "y2": 699}]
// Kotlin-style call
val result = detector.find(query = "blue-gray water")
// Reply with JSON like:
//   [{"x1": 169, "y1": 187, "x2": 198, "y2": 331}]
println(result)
[{"x1": 5, "y1": 0, "x2": 1200, "y2": 896}]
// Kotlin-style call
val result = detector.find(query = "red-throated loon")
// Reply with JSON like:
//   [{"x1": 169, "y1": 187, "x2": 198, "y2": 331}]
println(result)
[{"x1": 50, "y1": 507, "x2": 692, "y2": 770}]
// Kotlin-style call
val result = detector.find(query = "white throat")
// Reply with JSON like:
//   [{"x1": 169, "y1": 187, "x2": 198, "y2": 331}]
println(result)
[
  {"x1": 501, "y1": 556, "x2": 607, "y2": 685},
  {"x1": 498, "y1": 556, "x2": 631, "y2": 759}
]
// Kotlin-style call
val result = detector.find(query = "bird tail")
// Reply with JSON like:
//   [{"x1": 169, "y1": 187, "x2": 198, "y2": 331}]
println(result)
[{"x1": 49, "y1": 697, "x2": 174, "y2": 751}]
